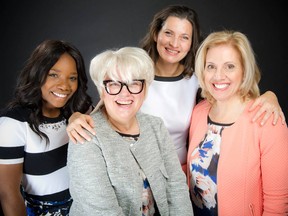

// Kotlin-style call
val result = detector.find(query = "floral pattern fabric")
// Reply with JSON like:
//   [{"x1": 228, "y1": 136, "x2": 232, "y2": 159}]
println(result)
[
  {"x1": 189, "y1": 118, "x2": 231, "y2": 216},
  {"x1": 25, "y1": 195, "x2": 72, "y2": 216}
]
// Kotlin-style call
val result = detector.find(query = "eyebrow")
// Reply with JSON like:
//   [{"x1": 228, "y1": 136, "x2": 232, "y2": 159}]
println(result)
[
  {"x1": 49, "y1": 68, "x2": 78, "y2": 74},
  {"x1": 164, "y1": 28, "x2": 191, "y2": 36}
]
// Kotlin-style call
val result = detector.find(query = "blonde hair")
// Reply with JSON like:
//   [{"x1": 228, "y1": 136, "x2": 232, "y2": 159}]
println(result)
[{"x1": 195, "y1": 30, "x2": 261, "y2": 103}]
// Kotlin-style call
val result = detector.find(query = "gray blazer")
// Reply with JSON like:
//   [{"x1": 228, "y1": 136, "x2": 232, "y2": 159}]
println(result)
[{"x1": 67, "y1": 109, "x2": 193, "y2": 216}]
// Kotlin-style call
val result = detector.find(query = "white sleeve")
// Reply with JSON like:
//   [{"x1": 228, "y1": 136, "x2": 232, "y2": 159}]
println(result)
[{"x1": 0, "y1": 117, "x2": 26, "y2": 164}]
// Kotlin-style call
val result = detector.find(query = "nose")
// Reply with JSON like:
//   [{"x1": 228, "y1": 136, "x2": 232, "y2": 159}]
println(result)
[
  {"x1": 118, "y1": 84, "x2": 130, "y2": 95},
  {"x1": 214, "y1": 68, "x2": 226, "y2": 80},
  {"x1": 57, "y1": 78, "x2": 70, "y2": 91},
  {"x1": 169, "y1": 36, "x2": 179, "y2": 47}
]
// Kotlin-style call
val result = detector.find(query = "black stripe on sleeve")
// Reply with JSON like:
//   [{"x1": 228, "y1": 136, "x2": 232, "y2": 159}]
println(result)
[{"x1": 0, "y1": 146, "x2": 24, "y2": 159}]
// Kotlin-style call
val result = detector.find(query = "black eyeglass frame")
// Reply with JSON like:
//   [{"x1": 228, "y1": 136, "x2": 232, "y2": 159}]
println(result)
[{"x1": 103, "y1": 79, "x2": 145, "y2": 95}]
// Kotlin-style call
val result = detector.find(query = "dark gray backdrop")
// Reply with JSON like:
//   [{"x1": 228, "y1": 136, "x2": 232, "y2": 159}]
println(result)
[{"x1": 1, "y1": 0, "x2": 287, "y2": 118}]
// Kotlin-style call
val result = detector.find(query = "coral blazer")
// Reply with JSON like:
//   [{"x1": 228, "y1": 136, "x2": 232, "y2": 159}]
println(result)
[{"x1": 187, "y1": 100, "x2": 288, "y2": 215}]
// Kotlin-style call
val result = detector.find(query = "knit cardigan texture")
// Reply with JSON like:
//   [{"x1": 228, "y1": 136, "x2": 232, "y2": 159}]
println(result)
[{"x1": 68, "y1": 109, "x2": 193, "y2": 216}]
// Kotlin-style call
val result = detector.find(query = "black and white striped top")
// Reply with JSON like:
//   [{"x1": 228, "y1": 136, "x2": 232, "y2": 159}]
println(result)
[{"x1": 0, "y1": 107, "x2": 71, "y2": 202}]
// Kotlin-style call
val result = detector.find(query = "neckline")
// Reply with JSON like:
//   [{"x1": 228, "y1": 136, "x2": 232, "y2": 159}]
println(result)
[
  {"x1": 208, "y1": 116, "x2": 234, "y2": 126},
  {"x1": 154, "y1": 72, "x2": 185, "y2": 82},
  {"x1": 41, "y1": 114, "x2": 65, "y2": 123},
  {"x1": 117, "y1": 131, "x2": 140, "y2": 138}
]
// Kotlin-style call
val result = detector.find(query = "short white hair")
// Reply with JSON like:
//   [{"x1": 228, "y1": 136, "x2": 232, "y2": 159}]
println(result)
[{"x1": 90, "y1": 47, "x2": 155, "y2": 98}]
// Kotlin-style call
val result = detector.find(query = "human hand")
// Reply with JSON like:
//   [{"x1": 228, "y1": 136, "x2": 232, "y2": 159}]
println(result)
[
  {"x1": 67, "y1": 112, "x2": 96, "y2": 144},
  {"x1": 249, "y1": 91, "x2": 285, "y2": 126}
]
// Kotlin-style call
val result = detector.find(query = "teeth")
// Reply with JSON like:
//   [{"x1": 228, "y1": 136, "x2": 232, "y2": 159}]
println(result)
[
  {"x1": 117, "y1": 100, "x2": 132, "y2": 105},
  {"x1": 166, "y1": 48, "x2": 178, "y2": 54},
  {"x1": 214, "y1": 84, "x2": 228, "y2": 89},
  {"x1": 53, "y1": 92, "x2": 67, "y2": 98}
]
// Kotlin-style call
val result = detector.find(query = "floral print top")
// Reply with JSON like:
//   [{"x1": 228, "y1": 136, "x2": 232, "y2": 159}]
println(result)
[{"x1": 189, "y1": 117, "x2": 233, "y2": 216}]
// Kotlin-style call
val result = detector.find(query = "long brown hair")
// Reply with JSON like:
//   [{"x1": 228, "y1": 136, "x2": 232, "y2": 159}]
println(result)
[{"x1": 140, "y1": 5, "x2": 202, "y2": 78}]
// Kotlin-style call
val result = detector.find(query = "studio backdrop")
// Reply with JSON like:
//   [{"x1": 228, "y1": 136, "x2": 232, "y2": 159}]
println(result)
[{"x1": 1, "y1": 0, "x2": 287, "y2": 118}]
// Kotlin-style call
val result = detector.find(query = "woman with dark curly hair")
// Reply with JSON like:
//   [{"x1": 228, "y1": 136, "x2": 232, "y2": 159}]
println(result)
[{"x1": 0, "y1": 39, "x2": 92, "y2": 215}]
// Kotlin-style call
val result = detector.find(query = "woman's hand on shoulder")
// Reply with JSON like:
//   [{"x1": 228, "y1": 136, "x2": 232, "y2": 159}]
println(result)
[
  {"x1": 67, "y1": 112, "x2": 96, "y2": 144},
  {"x1": 249, "y1": 91, "x2": 285, "y2": 126}
]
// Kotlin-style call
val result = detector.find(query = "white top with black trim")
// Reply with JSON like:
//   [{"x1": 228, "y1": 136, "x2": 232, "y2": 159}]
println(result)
[{"x1": 141, "y1": 73, "x2": 199, "y2": 165}]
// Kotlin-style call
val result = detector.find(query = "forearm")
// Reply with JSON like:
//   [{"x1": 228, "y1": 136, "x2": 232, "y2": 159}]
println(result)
[
  {"x1": 261, "y1": 122, "x2": 288, "y2": 213},
  {"x1": 1, "y1": 193, "x2": 26, "y2": 216},
  {"x1": 0, "y1": 163, "x2": 25, "y2": 216}
]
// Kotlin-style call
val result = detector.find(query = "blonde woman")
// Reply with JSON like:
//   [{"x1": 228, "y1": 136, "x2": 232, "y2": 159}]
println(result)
[{"x1": 187, "y1": 30, "x2": 288, "y2": 215}]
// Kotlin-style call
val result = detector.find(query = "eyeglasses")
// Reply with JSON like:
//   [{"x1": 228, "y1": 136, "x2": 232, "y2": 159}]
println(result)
[{"x1": 103, "y1": 79, "x2": 145, "y2": 95}]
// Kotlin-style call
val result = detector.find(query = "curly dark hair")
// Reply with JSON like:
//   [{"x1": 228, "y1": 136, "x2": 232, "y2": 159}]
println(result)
[
  {"x1": 140, "y1": 5, "x2": 202, "y2": 78},
  {"x1": 6, "y1": 40, "x2": 92, "y2": 141}
]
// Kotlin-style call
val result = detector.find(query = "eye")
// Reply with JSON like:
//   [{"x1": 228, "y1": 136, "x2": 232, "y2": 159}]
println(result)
[
  {"x1": 47, "y1": 72, "x2": 58, "y2": 78},
  {"x1": 206, "y1": 64, "x2": 216, "y2": 71},
  {"x1": 164, "y1": 31, "x2": 173, "y2": 37},
  {"x1": 70, "y1": 76, "x2": 78, "y2": 81},
  {"x1": 130, "y1": 80, "x2": 142, "y2": 87},
  {"x1": 181, "y1": 35, "x2": 190, "y2": 41},
  {"x1": 225, "y1": 64, "x2": 235, "y2": 71},
  {"x1": 108, "y1": 81, "x2": 121, "y2": 87},
  {"x1": 228, "y1": 64, "x2": 235, "y2": 69}
]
